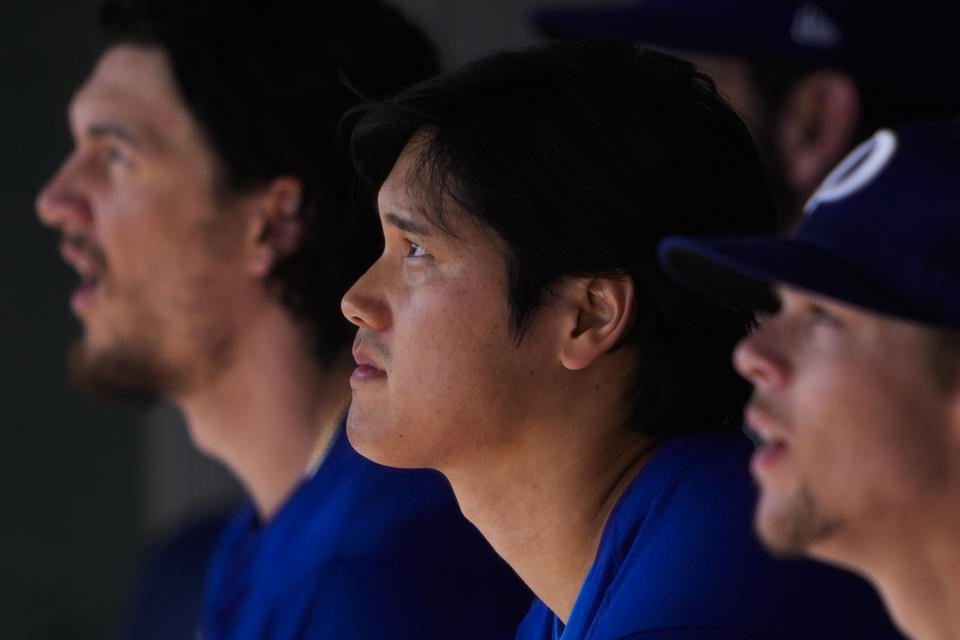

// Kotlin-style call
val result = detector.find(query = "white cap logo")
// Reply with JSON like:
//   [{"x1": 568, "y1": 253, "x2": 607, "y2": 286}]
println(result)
[
  {"x1": 790, "y1": 4, "x2": 842, "y2": 48},
  {"x1": 804, "y1": 129, "x2": 898, "y2": 216}
]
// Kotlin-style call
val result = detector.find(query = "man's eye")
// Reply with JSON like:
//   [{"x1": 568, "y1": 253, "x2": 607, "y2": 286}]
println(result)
[
  {"x1": 105, "y1": 146, "x2": 131, "y2": 166},
  {"x1": 406, "y1": 241, "x2": 430, "y2": 258},
  {"x1": 809, "y1": 304, "x2": 840, "y2": 326}
]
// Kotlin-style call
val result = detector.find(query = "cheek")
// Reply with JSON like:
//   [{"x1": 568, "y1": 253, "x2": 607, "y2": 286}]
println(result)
[
  {"x1": 793, "y1": 369, "x2": 941, "y2": 510},
  {"x1": 390, "y1": 284, "x2": 518, "y2": 414},
  {"x1": 96, "y1": 191, "x2": 169, "y2": 269},
  {"x1": 108, "y1": 190, "x2": 228, "y2": 280}
]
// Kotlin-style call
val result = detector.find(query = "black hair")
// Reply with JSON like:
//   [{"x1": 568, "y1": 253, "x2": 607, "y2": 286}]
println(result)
[
  {"x1": 98, "y1": 0, "x2": 439, "y2": 366},
  {"x1": 349, "y1": 40, "x2": 776, "y2": 438}
]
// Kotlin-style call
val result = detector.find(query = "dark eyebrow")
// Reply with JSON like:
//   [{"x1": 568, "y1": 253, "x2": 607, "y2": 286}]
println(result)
[
  {"x1": 384, "y1": 212, "x2": 431, "y2": 237},
  {"x1": 87, "y1": 122, "x2": 140, "y2": 146}
]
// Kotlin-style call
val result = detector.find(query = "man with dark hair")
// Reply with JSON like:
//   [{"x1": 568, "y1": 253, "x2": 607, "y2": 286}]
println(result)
[
  {"x1": 659, "y1": 120, "x2": 960, "y2": 640},
  {"x1": 533, "y1": 0, "x2": 960, "y2": 231},
  {"x1": 342, "y1": 40, "x2": 901, "y2": 639},
  {"x1": 36, "y1": 0, "x2": 531, "y2": 637}
]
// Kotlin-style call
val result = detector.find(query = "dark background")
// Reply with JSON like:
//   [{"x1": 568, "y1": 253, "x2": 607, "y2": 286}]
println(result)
[{"x1": 2, "y1": 0, "x2": 140, "y2": 636}]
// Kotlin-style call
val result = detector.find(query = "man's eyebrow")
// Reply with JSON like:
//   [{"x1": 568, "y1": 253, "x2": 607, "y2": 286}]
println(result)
[
  {"x1": 384, "y1": 212, "x2": 432, "y2": 237},
  {"x1": 87, "y1": 121, "x2": 141, "y2": 146}
]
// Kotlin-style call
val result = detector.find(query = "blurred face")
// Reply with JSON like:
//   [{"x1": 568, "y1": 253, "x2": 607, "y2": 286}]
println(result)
[
  {"x1": 340, "y1": 141, "x2": 562, "y2": 470},
  {"x1": 37, "y1": 45, "x2": 251, "y2": 400},
  {"x1": 734, "y1": 286, "x2": 956, "y2": 558}
]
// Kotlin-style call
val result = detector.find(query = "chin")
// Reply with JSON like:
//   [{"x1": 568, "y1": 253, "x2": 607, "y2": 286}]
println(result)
[
  {"x1": 755, "y1": 510, "x2": 806, "y2": 558},
  {"x1": 754, "y1": 484, "x2": 840, "y2": 558},
  {"x1": 345, "y1": 406, "x2": 395, "y2": 464},
  {"x1": 68, "y1": 339, "x2": 169, "y2": 404},
  {"x1": 344, "y1": 408, "x2": 430, "y2": 470}
]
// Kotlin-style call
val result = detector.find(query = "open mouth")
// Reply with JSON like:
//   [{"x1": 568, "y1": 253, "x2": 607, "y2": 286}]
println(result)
[
  {"x1": 745, "y1": 406, "x2": 791, "y2": 476},
  {"x1": 61, "y1": 239, "x2": 105, "y2": 316},
  {"x1": 71, "y1": 276, "x2": 101, "y2": 315},
  {"x1": 749, "y1": 428, "x2": 790, "y2": 472}
]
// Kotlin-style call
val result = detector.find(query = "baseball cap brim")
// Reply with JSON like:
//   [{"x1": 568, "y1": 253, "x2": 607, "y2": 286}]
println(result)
[{"x1": 659, "y1": 236, "x2": 923, "y2": 320}]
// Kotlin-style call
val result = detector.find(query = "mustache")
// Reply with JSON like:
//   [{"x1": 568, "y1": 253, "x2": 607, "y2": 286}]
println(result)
[
  {"x1": 353, "y1": 331, "x2": 391, "y2": 366},
  {"x1": 62, "y1": 233, "x2": 108, "y2": 273},
  {"x1": 746, "y1": 394, "x2": 793, "y2": 433}
]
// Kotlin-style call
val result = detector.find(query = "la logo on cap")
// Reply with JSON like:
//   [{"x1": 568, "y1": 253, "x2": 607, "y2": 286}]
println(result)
[{"x1": 803, "y1": 129, "x2": 899, "y2": 216}]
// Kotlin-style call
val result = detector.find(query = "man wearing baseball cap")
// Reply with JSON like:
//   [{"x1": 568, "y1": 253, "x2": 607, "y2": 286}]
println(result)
[
  {"x1": 534, "y1": 0, "x2": 960, "y2": 231},
  {"x1": 658, "y1": 119, "x2": 960, "y2": 640}
]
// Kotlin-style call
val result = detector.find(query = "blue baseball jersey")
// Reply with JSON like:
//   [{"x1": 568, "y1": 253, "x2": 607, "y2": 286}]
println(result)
[
  {"x1": 203, "y1": 422, "x2": 532, "y2": 640},
  {"x1": 516, "y1": 431, "x2": 902, "y2": 640}
]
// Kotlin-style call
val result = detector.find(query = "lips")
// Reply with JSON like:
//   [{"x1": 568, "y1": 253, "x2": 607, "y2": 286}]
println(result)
[
  {"x1": 70, "y1": 277, "x2": 100, "y2": 315},
  {"x1": 60, "y1": 236, "x2": 106, "y2": 316},
  {"x1": 745, "y1": 403, "x2": 792, "y2": 477},
  {"x1": 351, "y1": 340, "x2": 387, "y2": 382},
  {"x1": 351, "y1": 364, "x2": 387, "y2": 382}
]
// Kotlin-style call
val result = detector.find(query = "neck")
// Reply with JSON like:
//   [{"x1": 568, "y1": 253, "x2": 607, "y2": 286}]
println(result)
[
  {"x1": 826, "y1": 506, "x2": 960, "y2": 640},
  {"x1": 443, "y1": 375, "x2": 659, "y2": 624},
  {"x1": 176, "y1": 303, "x2": 352, "y2": 520}
]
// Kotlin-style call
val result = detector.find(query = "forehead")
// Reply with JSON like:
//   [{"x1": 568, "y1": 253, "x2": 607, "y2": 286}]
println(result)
[
  {"x1": 70, "y1": 44, "x2": 196, "y2": 145},
  {"x1": 378, "y1": 142, "x2": 419, "y2": 208},
  {"x1": 378, "y1": 135, "x2": 436, "y2": 206},
  {"x1": 377, "y1": 136, "x2": 487, "y2": 241}
]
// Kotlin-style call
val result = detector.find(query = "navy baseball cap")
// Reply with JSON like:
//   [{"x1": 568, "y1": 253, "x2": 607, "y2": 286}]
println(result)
[
  {"x1": 658, "y1": 120, "x2": 960, "y2": 330},
  {"x1": 532, "y1": 0, "x2": 960, "y2": 112}
]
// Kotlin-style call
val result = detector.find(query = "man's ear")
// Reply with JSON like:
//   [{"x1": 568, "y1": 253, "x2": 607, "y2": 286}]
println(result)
[
  {"x1": 559, "y1": 276, "x2": 635, "y2": 371},
  {"x1": 774, "y1": 70, "x2": 860, "y2": 204},
  {"x1": 245, "y1": 176, "x2": 304, "y2": 276}
]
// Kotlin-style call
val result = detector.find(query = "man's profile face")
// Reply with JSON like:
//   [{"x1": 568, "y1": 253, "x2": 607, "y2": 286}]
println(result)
[
  {"x1": 734, "y1": 286, "x2": 956, "y2": 560},
  {"x1": 37, "y1": 45, "x2": 250, "y2": 401},
  {"x1": 341, "y1": 139, "x2": 564, "y2": 470}
]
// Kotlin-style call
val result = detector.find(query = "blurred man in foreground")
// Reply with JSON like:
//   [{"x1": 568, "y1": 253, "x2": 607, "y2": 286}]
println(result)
[
  {"x1": 660, "y1": 120, "x2": 960, "y2": 639},
  {"x1": 36, "y1": 0, "x2": 531, "y2": 637},
  {"x1": 534, "y1": 0, "x2": 960, "y2": 231},
  {"x1": 342, "y1": 40, "x2": 901, "y2": 639}
]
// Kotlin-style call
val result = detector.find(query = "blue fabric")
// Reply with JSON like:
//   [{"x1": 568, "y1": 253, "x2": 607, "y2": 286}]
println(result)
[
  {"x1": 515, "y1": 431, "x2": 903, "y2": 640},
  {"x1": 119, "y1": 511, "x2": 233, "y2": 640},
  {"x1": 204, "y1": 422, "x2": 532, "y2": 640}
]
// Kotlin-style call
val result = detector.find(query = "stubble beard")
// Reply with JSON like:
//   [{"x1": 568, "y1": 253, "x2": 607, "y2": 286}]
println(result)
[
  {"x1": 756, "y1": 482, "x2": 841, "y2": 556},
  {"x1": 68, "y1": 284, "x2": 237, "y2": 405},
  {"x1": 69, "y1": 335, "x2": 177, "y2": 404}
]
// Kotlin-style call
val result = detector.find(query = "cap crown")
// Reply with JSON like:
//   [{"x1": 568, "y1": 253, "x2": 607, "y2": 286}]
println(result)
[
  {"x1": 796, "y1": 121, "x2": 960, "y2": 326},
  {"x1": 533, "y1": 0, "x2": 960, "y2": 112}
]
